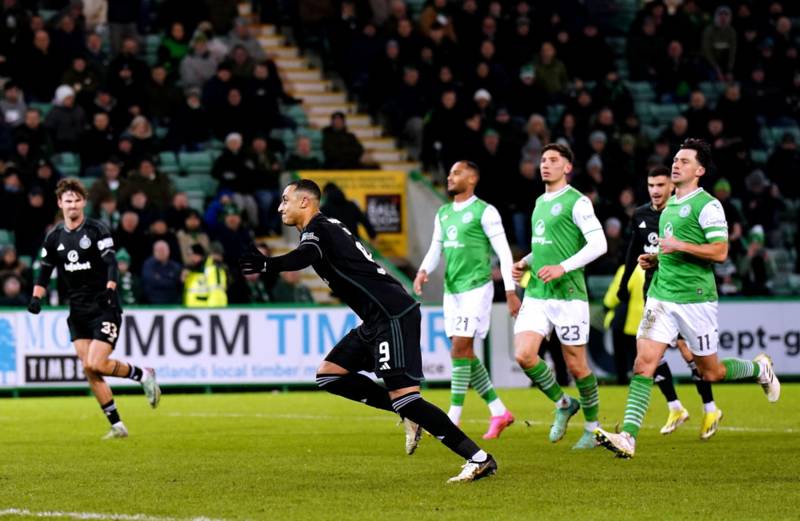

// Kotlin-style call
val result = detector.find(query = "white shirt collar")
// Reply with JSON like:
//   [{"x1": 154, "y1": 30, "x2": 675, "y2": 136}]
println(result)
[{"x1": 453, "y1": 195, "x2": 477, "y2": 211}]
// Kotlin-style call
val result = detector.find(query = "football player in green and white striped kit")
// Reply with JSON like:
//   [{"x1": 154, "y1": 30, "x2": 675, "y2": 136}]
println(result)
[
  {"x1": 415, "y1": 160, "x2": 520, "y2": 439},
  {"x1": 511, "y1": 143, "x2": 608, "y2": 450},
  {"x1": 595, "y1": 139, "x2": 781, "y2": 459}
]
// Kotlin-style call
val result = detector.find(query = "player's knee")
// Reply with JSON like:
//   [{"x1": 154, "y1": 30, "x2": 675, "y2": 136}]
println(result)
[
  {"x1": 564, "y1": 357, "x2": 589, "y2": 378},
  {"x1": 700, "y1": 365, "x2": 723, "y2": 382},
  {"x1": 81, "y1": 361, "x2": 100, "y2": 379},
  {"x1": 514, "y1": 348, "x2": 537, "y2": 369}
]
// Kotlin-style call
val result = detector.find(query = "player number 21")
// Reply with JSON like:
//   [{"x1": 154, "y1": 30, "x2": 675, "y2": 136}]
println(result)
[{"x1": 378, "y1": 341, "x2": 390, "y2": 362}]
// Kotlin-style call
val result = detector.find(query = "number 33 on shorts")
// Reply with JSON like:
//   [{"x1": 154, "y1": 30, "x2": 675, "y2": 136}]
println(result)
[{"x1": 101, "y1": 321, "x2": 118, "y2": 341}]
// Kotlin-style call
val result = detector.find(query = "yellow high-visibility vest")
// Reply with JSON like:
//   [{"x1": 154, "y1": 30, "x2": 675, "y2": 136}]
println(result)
[
  {"x1": 184, "y1": 258, "x2": 228, "y2": 307},
  {"x1": 603, "y1": 264, "x2": 645, "y2": 336}
]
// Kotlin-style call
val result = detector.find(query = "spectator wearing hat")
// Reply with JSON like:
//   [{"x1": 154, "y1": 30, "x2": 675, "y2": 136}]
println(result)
[
  {"x1": 180, "y1": 34, "x2": 218, "y2": 89},
  {"x1": 115, "y1": 248, "x2": 141, "y2": 305},
  {"x1": 80, "y1": 112, "x2": 116, "y2": 175},
  {"x1": 739, "y1": 225, "x2": 775, "y2": 296},
  {"x1": 702, "y1": 5, "x2": 737, "y2": 81},
  {"x1": 508, "y1": 65, "x2": 549, "y2": 122},
  {"x1": 141, "y1": 240, "x2": 183, "y2": 304},
  {"x1": 322, "y1": 111, "x2": 365, "y2": 169},
  {"x1": 177, "y1": 209, "x2": 211, "y2": 266},
  {"x1": 0, "y1": 81, "x2": 26, "y2": 128},
  {"x1": 44, "y1": 85, "x2": 86, "y2": 152}
]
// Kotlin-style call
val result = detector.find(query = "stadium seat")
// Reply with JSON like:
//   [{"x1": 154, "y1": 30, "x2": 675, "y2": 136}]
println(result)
[
  {"x1": 587, "y1": 275, "x2": 615, "y2": 300},
  {"x1": 158, "y1": 151, "x2": 180, "y2": 175},
  {"x1": 650, "y1": 103, "x2": 682, "y2": 125},
  {"x1": 626, "y1": 82, "x2": 656, "y2": 102},
  {"x1": 546, "y1": 104, "x2": 565, "y2": 126},
  {"x1": 29, "y1": 102, "x2": 52, "y2": 117},
  {"x1": 282, "y1": 104, "x2": 308, "y2": 125},
  {"x1": 51, "y1": 152, "x2": 81, "y2": 176},
  {"x1": 642, "y1": 124, "x2": 664, "y2": 141},
  {"x1": 0, "y1": 229, "x2": 13, "y2": 246},
  {"x1": 178, "y1": 150, "x2": 214, "y2": 175},
  {"x1": 172, "y1": 174, "x2": 218, "y2": 196},
  {"x1": 750, "y1": 149, "x2": 768, "y2": 164}
]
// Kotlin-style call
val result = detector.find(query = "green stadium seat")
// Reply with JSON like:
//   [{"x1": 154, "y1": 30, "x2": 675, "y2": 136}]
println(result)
[
  {"x1": 173, "y1": 175, "x2": 218, "y2": 196},
  {"x1": 626, "y1": 81, "x2": 656, "y2": 102},
  {"x1": 587, "y1": 275, "x2": 615, "y2": 300},
  {"x1": 634, "y1": 102, "x2": 655, "y2": 125},
  {"x1": 650, "y1": 103, "x2": 681, "y2": 125},
  {"x1": 771, "y1": 126, "x2": 800, "y2": 144},
  {"x1": 282, "y1": 104, "x2": 308, "y2": 125},
  {"x1": 178, "y1": 150, "x2": 214, "y2": 175},
  {"x1": 642, "y1": 124, "x2": 664, "y2": 141},
  {"x1": 750, "y1": 149, "x2": 768, "y2": 165},
  {"x1": 0, "y1": 229, "x2": 14, "y2": 247},
  {"x1": 546, "y1": 104, "x2": 565, "y2": 126},
  {"x1": 158, "y1": 151, "x2": 180, "y2": 175},
  {"x1": 52, "y1": 152, "x2": 81, "y2": 176},
  {"x1": 29, "y1": 102, "x2": 53, "y2": 117},
  {"x1": 185, "y1": 190, "x2": 207, "y2": 211}
]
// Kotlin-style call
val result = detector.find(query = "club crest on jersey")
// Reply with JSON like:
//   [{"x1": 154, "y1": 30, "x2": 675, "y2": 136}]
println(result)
[
  {"x1": 679, "y1": 205, "x2": 691, "y2": 218},
  {"x1": 79, "y1": 235, "x2": 91, "y2": 249},
  {"x1": 664, "y1": 222, "x2": 674, "y2": 238},
  {"x1": 461, "y1": 211, "x2": 473, "y2": 224},
  {"x1": 551, "y1": 203, "x2": 563, "y2": 216}
]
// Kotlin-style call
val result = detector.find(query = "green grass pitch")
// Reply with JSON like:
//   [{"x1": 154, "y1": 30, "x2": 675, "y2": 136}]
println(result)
[{"x1": 0, "y1": 384, "x2": 797, "y2": 521}]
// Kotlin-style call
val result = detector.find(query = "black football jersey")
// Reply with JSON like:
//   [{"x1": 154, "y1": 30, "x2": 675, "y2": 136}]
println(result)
[
  {"x1": 300, "y1": 213, "x2": 417, "y2": 321},
  {"x1": 39, "y1": 218, "x2": 117, "y2": 303},
  {"x1": 620, "y1": 203, "x2": 661, "y2": 296}
]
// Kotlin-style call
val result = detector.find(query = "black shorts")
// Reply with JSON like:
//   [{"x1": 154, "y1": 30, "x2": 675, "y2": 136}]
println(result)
[
  {"x1": 67, "y1": 303, "x2": 121, "y2": 348},
  {"x1": 325, "y1": 306, "x2": 423, "y2": 389}
]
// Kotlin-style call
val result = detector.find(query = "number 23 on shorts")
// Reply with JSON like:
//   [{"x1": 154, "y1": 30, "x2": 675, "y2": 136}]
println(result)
[{"x1": 559, "y1": 325, "x2": 580, "y2": 342}]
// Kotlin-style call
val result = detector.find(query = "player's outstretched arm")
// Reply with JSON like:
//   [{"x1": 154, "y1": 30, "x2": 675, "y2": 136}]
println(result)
[{"x1": 239, "y1": 243, "x2": 322, "y2": 275}]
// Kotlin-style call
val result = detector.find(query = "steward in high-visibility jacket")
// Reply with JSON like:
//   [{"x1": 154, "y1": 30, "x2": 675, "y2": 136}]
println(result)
[
  {"x1": 603, "y1": 263, "x2": 645, "y2": 335},
  {"x1": 184, "y1": 247, "x2": 228, "y2": 307}
]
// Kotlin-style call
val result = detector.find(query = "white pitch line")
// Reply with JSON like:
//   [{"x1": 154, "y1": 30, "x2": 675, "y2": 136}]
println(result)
[
  {"x1": 164, "y1": 412, "x2": 797, "y2": 433},
  {"x1": 0, "y1": 509, "x2": 225, "y2": 521}
]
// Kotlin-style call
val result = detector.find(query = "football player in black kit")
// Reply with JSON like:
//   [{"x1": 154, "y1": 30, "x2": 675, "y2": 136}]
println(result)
[
  {"x1": 28, "y1": 178, "x2": 161, "y2": 439},
  {"x1": 240, "y1": 180, "x2": 497, "y2": 482},
  {"x1": 617, "y1": 166, "x2": 720, "y2": 440}
]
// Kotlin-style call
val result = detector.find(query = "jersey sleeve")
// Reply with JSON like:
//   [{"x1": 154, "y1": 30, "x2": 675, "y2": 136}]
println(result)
[
  {"x1": 698, "y1": 199, "x2": 728, "y2": 243},
  {"x1": 39, "y1": 229, "x2": 57, "y2": 267},
  {"x1": 94, "y1": 221, "x2": 116, "y2": 257},
  {"x1": 418, "y1": 215, "x2": 443, "y2": 274},
  {"x1": 298, "y1": 220, "x2": 325, "y2": 258},
  {"x1": 480, "y1": 204, "x2": 506, "y2": 238},
  {"x1": 571, "y1": 196, "x2": 603, "y2": 236}
]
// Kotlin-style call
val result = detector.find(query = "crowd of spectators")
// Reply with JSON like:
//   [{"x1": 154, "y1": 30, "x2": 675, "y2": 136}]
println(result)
[
  {"x1": 0, "y1": 0, "x2": 318, "y2": 307},
  {"x1": 1, "y1": 0, "x2": 800, "y2": 303},
  {"x1": 285, "y1": 0, "x2": 800, "y2": 295}
]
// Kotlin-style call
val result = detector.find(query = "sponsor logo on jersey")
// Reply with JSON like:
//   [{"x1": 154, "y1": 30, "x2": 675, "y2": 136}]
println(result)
[
  {"x1": 57, "y1": 243, "x2": 65, "y2": 251},
  {"x1": 531, "y1": 219, "x2": 552, "y2": 245},
  {"x1": 461, "y1": 211, "x2": 473, "y2": 223},
  {"x1": 648, "y1": 232, "x2": 658, "y2": 245},
  {"x1": 301, "y1": 232, "x2": 319, "y2": 242},
  {"x1": 664, "y1": 222, "x2": 674, "y2": 238},
  {"x1": 551, "y1": 203, "x2": 562, "y2": 216},
  {"x1": 534, "y1": 219, "x2": 545, "y2": 236},
  {"x1": 65, "y1": 249, "x2": 91, "y2": 272},
  {"x1": 443, "y1": 225, "x2": 461, "y2": 248},
  {"x1": 79, "y1": 235, "x2": 91, "y2": 249},
  {"x1": 679, "y1": 205, "x2": 691, "y2": 218}
]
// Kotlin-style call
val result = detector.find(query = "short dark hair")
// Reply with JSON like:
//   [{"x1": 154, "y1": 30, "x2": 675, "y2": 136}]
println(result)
[
  {"x1": 680, "y1": 138, "x2": 713, "y2": 171},
  {"x1": 648, "y1": 165, "x2": 671, "y2": 178},
  {"x1": 55, "y1": 177, "x2": 87, "y2": 200},
  {"x1": 461, "y1": 160, "x2": 480, "y2": 178},
  {"x1": 541, "y1": 143, "x2": 574, "y2": 163},
  {"x1": 288, "y1": 179, "x2": 321, "y2": 201}
]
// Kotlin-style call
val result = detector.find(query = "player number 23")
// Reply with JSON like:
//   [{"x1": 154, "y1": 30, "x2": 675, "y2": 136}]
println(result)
[
  {"x1": 559, "y1": 325, "x2": 580, "y2": 342},
  {"x1": 101, "y1": 321, "x2": 118, "y2": 341}
]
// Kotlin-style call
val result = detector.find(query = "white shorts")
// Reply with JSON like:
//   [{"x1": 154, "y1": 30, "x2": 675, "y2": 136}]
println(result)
[
  {"x1": 443, "y1": 282, "x2": 495, "y2": 339},
  {"x1": 637, "y1": 297, "x2": 719, "y2": 356},
  {"x1": 513, "y1": 297, "x2": 590, "y2": 345}
]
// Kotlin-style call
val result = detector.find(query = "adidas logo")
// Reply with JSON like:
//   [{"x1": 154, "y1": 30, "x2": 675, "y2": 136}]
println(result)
[
  {"x1": 639, "y1": 221, "x2": 647, "y2": 229},
  {"x1": 57, "y1": 243, "x2": 65, "y2": 251},
  {"x1": 380, "y1": 362, "x2": 391, "y2": 371}
]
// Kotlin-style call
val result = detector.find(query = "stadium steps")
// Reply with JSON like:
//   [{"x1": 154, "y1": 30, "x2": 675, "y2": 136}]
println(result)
[{"x1": 259, "y1": 24, "x2": 420, "y2": 174}]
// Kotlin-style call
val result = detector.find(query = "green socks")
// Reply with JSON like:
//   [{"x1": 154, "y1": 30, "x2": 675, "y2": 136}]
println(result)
[
  {"x1": 450, "y1": 358, "x2": 471, "y2": 407},
  {"x1": 622, "y1": 374, "x2": 653, "y2": 438},
  {"x1": 470, "y1": 357, "x2": 498, "y2": 403},
  {"x1": 576, "y1": 373, "x2": 599, "y2": 423},
  {"x1": 524, "y1": 360, "x2": 565, "y2": 403},
  {"x1": 722, "y1": 359, "x2": 760, "y2": 380}
]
